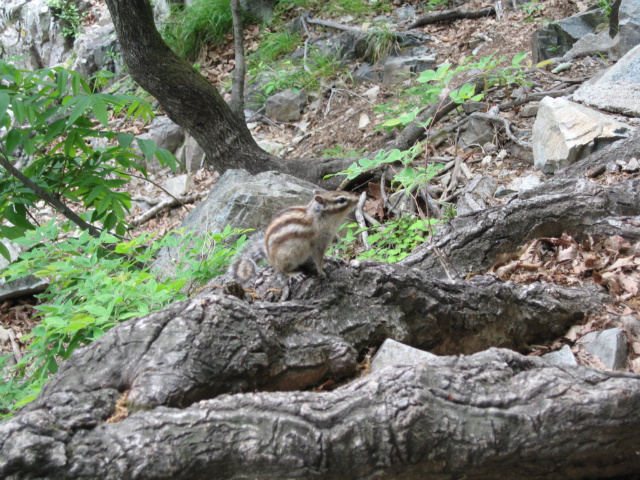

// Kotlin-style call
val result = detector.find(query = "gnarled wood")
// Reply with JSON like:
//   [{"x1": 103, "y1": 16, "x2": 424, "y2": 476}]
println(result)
[{"x1": 2, "y1": 350, "x2": 639, "y2": 479}]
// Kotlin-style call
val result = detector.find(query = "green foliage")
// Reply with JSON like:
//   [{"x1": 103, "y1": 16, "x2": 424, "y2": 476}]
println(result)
[
  {"x1": 425, "y1": 0, "x2": 452, "y2": 11},
  {"x1": 0, "y1": 222, "x2": 249, "y2": 417},
  {"x1": 377, "y1": 52, "x2": 529, "y2": 131},
  {"x1": 594, "y1": 0, "x2": 613, "y2": 17},
  {"x1": 46, "y1": 0, "x2": 83, "y2": 39},
  {"x1": 161, "y1": 0, "x2": 234, "y2": 60},
  {"x1": 336, "y1": 216, "x2": 439, "y2": 263},
  {"x1": 518, "y1": 0, "x2": 545, "y2": 20},
  {"x1": 248, "y1": 30, "x2": 302, "y2": 69},
  {"x1": 0, "y1": 59, "x2": 181, "y2": 247},
  {"x1": 320, "y1": 0, "x2": 391, "y2": 18},
  {"x1": 365, "y1": 23, "x2": 399, "y2": 64},
  {"x1": 328, "y1": 143, "x2": 442, "y2": 184},
  {"x1": 249, "y1": 48, "x2": 351, "y2": 96},
  {"x1": 322, "y1": 145, "x2": 367, "y2": 157}
]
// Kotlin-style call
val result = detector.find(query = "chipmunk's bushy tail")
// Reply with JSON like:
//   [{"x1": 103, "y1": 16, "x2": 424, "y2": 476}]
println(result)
[{"x1": 229, "y1": 232, "x2": 267, "y2": 283}]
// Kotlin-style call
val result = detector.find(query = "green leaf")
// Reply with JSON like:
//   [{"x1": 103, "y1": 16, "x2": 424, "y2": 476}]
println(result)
[
  {"x1": 5, "y1": 128, "x2": 22, "y2": 154},
  {"x1": 5, "y1": 203, "x2": 34, "y2": 231},
  {"x1": 57, "y1": 69, "x2": 69, "y2": 96},
  {"x1": 117, "y1": 133, "x2": 135, "y2": 149},
  {"x1": 155, "y1": 147, "x2": 181, "y2": 173},
  {"x1": 0, "y1": 242, "x2": 10, "y2": 262},
  {"x1": 137, "y1": 138, "x2": 156, "y2": 160},
  {"x1": 512, "y1": 52, "x2": 527, "y2": 66},
  {"x1": 91, "y1": 96, "x2": 109, "y2": 127},
  {"x1": 66, "y1": 95, "x2": 92, "y2": 127},
  {"x1": 0, "y1": 92, "x2": 9, "y2": 122}
]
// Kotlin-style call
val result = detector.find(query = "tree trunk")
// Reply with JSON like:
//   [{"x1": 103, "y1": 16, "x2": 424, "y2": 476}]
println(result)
[
  {"x1": 102, "y1": 0, "x2": 357, "y2": 187},
  {"x1": 104, "y1": 0, "x2": 280, "y2": 174},
  {"x1": 229, "y1": 0, "x2": 246, "y2": 118}
]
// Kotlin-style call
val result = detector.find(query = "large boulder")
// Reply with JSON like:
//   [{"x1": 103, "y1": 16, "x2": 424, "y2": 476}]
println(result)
[
  {"x1": 573, "y1": 43, "x2": 640, "y2": 117},
  {"x1": 532, "y1": 96, "x2": 635, "y2": 174}
]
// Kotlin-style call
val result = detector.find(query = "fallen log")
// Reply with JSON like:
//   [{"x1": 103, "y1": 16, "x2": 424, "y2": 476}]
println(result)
[{"x1": 2, "y1": 349, "x2": 639, "y2": 479}]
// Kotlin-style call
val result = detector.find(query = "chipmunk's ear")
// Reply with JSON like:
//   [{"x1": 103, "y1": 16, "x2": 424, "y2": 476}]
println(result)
[{"x1": 314, "y1": 194, "x2": 325, "y2": 205}]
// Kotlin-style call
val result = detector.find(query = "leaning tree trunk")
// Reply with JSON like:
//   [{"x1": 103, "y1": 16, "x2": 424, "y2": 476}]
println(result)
[
  {"x1": 104, "y1": 0, "x2": 280, "y2": 174},
  {"x1": 2, "y1": 136, "x2": 640, "y2": 478},
  {"x1": 103, "y1": 0, "x2": 356, "y2": 186}
]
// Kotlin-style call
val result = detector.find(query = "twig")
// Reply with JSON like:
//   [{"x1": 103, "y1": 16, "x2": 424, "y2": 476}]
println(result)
[
  {"x1": 130, "y1": 191, "x2": 208, "y2": 226},
  {"x1": 355, "y1": 192, "x2": 370, "y2": 250},
  {"x1": 498, "y1": 86, "x2": 578, "y2": 111},
  {"x1": 305, "y1": 14, "x2": 431, "y2": 43},
  {"x1": 301, "y1": 13, "x2": 312, "y2": 73},
  {"x1": 467, "y1": 112, "x2": 532, "y2": 149},
  {"x1": 229, "y1": 0, "x2": 245, "y2": 118},
  {"x1": 0, "y1": 150, "x2": 102, "y2": 238},
  {"x1": 407, "y1": 7, "x2": 496, "y2": 29},
  {"x1": 8, "y1": 328, "x2": 22, "y2": 362}
]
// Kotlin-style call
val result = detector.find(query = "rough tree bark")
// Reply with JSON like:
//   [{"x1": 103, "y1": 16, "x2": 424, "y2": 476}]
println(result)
[
  {"x1": 103, "y1": 0, "x2": 355, "y2": 187},
  {"x1": 2, "y1": 137, "x2": 640, "y2": 478}
]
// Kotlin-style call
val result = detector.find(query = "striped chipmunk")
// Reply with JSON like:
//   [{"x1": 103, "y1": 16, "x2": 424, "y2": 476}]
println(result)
[{"x1": 231, "y1": 190, "x2": 359, "y2": 283}]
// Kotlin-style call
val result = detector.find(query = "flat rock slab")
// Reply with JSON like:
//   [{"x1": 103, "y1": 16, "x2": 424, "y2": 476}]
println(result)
[{"x1": 573, "y1": 43, "x2": 640, "y2": 116}]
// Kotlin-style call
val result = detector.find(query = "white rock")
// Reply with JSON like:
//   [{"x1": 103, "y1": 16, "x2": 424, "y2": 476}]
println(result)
[{"x1": 370, "y1": 339, "x2": 437, "y2": 373}]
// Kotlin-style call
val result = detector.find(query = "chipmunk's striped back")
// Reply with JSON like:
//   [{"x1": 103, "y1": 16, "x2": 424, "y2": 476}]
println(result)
[{"x1": 230, "y1": 190, "x2": 358, "y2": 283}]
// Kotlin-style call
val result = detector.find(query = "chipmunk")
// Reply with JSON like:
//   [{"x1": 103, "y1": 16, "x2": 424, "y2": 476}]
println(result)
[{"x1": 231, "y1": 190, "x2": 359, "y2": 283}]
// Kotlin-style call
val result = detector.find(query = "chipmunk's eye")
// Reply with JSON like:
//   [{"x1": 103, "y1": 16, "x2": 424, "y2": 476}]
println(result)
[{"x1": 337, "y1": 197, "x2": 346, "y2": 204}]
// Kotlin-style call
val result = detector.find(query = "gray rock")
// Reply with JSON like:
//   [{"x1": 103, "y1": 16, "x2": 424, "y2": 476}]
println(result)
[
  {"x1": 507, "y1": 174, "x2": 542, "y2": 193},
  {"x1": 0, "y1": 0, "x2": 70, "y2": 70},
  {"x1": 136, "y1": 116, "x2": 186, "y2": 173},
  {"x1": 579, "y1": 328, "x2": 628, "y2": 370},
  {"x1": 521, "y1": 102, "x2": 540, "y2": 117},
  {"x1": 176, "y1": 134, "x2": 206, "y2": 172},
  {"x1": 618, "y1": 0, "x2": 640, "y2": 57},
  {"x1": 606, "y1": 161, "x2": 621, "y2": 173},
  {"x1": 543, "y1": 345, "x2": 578, "y2": 367},
  {"x1": 456, "y1": 174, "x2": 497, "y2": 215},
  {"x1": 381, "y1": 47, "x2": 437, "y2": 84},
  {"x1": 623, "y1": 157, "x2": 640, "y2": 172},
  {"x1": 573, "y1": 43, "x2": 640, "y2": 116},
  {"x1": 72, "y1": 24, "x2": 122, "y2": 79},
  {"x1": 265, "y1": 88, "x2": 306, "y2": 122},
  {"x1": 462, "y1": 102, "x2": 488, "y2": 114},
  {"x1": 312, "y1": 31, "x2": 367, "y2": 64},
  {"x1": 531, "y1": 8, "x2": 606, "y2": 64},
  {"x1": 565, "y1": 30, "x2": 619, "y2": 60},
  {"x1": 459, "y1": 117, "x2": 495, "y2": 149},
  {"x1": 370, "y1": 339, "x2": 436, "y2": 373},
  {"x1": 0, "y1": 276, "x2": 49, "y2": 302},
  {"x1": 152, "y1": 169, "x2": 321, "y2": 279},
  {"x1": 161, "y1": 174, "x2": 195, "y2": 197},
  {"x1": 532, "y1": 96, "x2": 635, "y2": 174},
  {"x1": 392, "y1": 5, "x2": 416, "y2": 22},
  {"x1": 354, "y1": 63, "x2": 383, "y2": 84}
]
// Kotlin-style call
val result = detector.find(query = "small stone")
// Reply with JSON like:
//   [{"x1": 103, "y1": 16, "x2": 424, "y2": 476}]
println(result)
[
  {"x1": 483, "y1": 142, "x2": 497, "y2": 154},
  {"x1": 521, "y1": 102, "x2": 539, "y2": 118},
  {"x1": 481, "y1": 155, "x2": 493, "y2": 165},
  {"x1": 161, "y1": 174, "x2": 195, "y2": 197},
  {"x1": 622, "y1": 157, "x2": 640, "y2": 172},
  {"x1": 358, "y1": 113, "x2": 370, "y2": 129},
  {"x1": 579, "y1": 328, "x2": 628, "y2": 370},
  {"x1": 370, "y1": 339, "x2": 436, "y2": 373},
  {"x1": 497, "y1": 149, "x2": 508, "y2": 161},
  {"x1": 0, "y1": 326, "x2": 9, "y2": 344},
  {"x1": 363, "y1": 85, "x2": 380, "y2": 102},
  {"x1": 543, "y1": 345, "x2": 578, "y2": 367},
  {"x1": 606, "y1": 162, "x2": 621, "y2": 174}
]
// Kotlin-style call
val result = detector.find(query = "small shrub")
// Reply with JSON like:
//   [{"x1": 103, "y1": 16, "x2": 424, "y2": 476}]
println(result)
[{"x1": 0, "y1": 223, "x2": 249, "y2": 417}]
